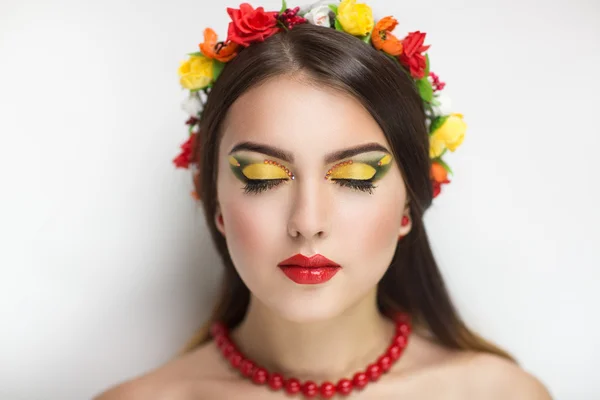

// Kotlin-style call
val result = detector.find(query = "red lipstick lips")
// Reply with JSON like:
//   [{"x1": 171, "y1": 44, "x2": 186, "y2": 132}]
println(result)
[{"x1": 277, "y1": 254, "x2": 341, "y2": 284}]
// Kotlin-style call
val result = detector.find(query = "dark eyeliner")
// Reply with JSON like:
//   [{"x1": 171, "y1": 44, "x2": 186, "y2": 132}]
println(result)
[
  {"x1": 243, "y1": 179, "x2": 286, "y2": 194},
  {"x1": 331, "y1": 178, "x2": 377, "y2": 194}
]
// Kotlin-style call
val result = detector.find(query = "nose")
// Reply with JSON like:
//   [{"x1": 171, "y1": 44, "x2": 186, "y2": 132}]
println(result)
[{"x1": 286, "y1": 177, "x2": 331, "y2": 241}]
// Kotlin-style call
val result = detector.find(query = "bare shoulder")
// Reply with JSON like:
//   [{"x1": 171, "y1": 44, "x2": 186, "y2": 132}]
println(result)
[
  {"x1": 462, "y1": 353, "x2": 553, "y2": 400},
  {"x1": 93, "y1": 341, "x2": 232, "y2": 400},
  {"x1": 389, "y1": 332, "x2": 552, "y2": 400}
]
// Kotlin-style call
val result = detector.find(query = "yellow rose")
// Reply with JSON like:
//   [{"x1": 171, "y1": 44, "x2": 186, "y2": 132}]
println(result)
[
  {"x1": 429, "y1": 113, "x2": 466, "y2": 158},
  {"x1": 178, "y1": 55, "x2": 214, "y2": 90},
  {"x1": 337, "y1": 0, "x2": 374, "y2": 37}
]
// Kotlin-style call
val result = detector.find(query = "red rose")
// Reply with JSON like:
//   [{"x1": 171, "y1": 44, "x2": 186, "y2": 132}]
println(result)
[
  {"x1": 226, "y1": 3, "x2": 280, "y2": 47},
  {"x1": 432, "y1": 178, "x2": 450, "y2": 198},
  {"x1": 173, "y1": 133, "x2": 197, "y2": 169},
  {"x1": 398, "y1": 31, "x2": 430, "y2": 79}
]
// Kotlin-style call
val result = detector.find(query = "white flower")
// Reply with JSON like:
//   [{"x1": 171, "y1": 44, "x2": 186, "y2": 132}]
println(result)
[
  {"x1": 304, "y1": 5, "x2": 333, "y2": 27},
  {"x1": 432, "y1": 92, "x2": 453, "y2": 117},
  {"x1": 181, "y1": 93, "x2": 202, "y2": 117},
  {"x1": 299, "y1": 0, "x2": 338, "y2": 16}
]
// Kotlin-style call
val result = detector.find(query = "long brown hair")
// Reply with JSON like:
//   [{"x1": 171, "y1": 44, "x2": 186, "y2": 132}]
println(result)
[{"x1": 182, "y1": 24, "x2": 513, "y2": 361}]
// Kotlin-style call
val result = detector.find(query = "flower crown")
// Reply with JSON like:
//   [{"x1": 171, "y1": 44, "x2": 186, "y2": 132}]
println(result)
[{"x1": 174, "y1": 0, "x2": 466, "y2": 200}]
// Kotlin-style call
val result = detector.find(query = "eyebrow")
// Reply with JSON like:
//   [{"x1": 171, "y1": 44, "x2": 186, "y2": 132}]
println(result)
[{"x1": 228, "y1": 141, "x2": 390, "y2": 164}]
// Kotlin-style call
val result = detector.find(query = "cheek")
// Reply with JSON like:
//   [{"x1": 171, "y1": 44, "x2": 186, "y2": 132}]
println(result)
[
  {"x1": 225, "y1": 205, "x2": 263, "y2": 251},
  {"x1": 335, "y1": 180, "x2": 405, "y2": 262},
  {"x1": 220, "y1": 191, "x2": 284, "y2": 260},
  {"x1": 344, "y1": 198, "x2": 402, "y2": 252}
]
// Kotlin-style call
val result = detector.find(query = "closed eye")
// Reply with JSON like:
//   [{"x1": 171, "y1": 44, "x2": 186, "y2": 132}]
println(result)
[
  {"x1": 242, "y1": 179, "x2": 287, "y2": 194},
  {"x1": 331, "y1": 178, "x2": 377, "y2": 194},
  {"x1": 242, "y1": 178, "x2": 376, "y2": 195}
]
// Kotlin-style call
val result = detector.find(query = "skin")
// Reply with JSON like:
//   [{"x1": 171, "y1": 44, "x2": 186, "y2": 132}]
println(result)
[{"x1": 94, "y1": 76, "x2": 552, "y2": 399}]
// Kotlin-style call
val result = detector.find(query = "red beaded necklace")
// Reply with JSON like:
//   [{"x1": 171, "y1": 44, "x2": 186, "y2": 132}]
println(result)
[{"x1": 210, "y1": 313, "x2": 411, "y2": 398}]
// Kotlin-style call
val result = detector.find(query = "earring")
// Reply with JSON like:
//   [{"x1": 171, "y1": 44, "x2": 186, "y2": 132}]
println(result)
[{"x1": 398, "y1": 216, "x2": 410, "y2": 241}]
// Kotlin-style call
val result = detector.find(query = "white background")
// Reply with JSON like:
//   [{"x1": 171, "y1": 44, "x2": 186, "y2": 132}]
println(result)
[{"x1": 1, "y1": 0, "x2": 599, "y2": 399}]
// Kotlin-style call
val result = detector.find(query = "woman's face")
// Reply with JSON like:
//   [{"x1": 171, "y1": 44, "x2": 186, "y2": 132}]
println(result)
[{"x1": 215, "y1": 75, "x2": 411, "y2": 322}]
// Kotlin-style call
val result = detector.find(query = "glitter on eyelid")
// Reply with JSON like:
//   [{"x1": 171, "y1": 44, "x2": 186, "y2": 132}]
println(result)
[
  {"x1": 324, "y1": 160, "x2": 353, "y2": 180},
  {"x1": 240, "y1": 159, "x2": 295, "y2": 180},
  {"x1": 263, "y1": 159, "x2": 295, "y2": 179}
]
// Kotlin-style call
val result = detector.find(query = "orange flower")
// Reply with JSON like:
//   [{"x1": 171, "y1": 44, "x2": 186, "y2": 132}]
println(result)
[
  {"x1": 199, "y1": 28, "x2": 240, "y2": 63},
  {"x1": 430, "y1": 162, "x2": 449, "y2": 183},
  {"x1": 372, "y1": 17, "x2": 403, "y2": 56},
  {"x1": 431, "y1": 162, "x2": 450, "y2": 198}
]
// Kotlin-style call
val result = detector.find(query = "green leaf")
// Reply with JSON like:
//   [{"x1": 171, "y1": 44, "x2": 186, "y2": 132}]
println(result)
[
  {"x1": 416, "y1": 77, "x2": 434, "y2": 103},
  {"x1": 187, "y1": 51, "x2": 203, "y2": 57},
  {"x1": 360, "y1": 31, "x2": 372, "y2": 44},
  {"x1": 280, "y1": 0, "x2": 287, "y2": 13},
  {"x1": 424, "y1": 54, "x2": 430, "y2": 77},
  {"x1": 334, "y1": 18, "x2": 344, "y2": 32},
  {"x1": 432, "y1": 157, "x2": 453, "y2": 175},
  {"x1": 328, "y1": 4, "x2": 338, "y2": 14},
  {"x1": 212, "y1": 60, "x2": 225, "y2": 81},
  {"x1": 430, "y1": 115, "x2": 449, "y2": 134}
]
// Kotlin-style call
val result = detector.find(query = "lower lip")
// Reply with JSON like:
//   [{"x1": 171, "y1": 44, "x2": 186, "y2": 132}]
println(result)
[{"x1": 279, "y1": 266, "x2": 340, "y2": 284}]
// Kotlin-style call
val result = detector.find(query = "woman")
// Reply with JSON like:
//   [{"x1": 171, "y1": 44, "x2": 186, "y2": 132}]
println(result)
[{"x1": 96, "y1": 1, "x2": 552, "y2": 398}]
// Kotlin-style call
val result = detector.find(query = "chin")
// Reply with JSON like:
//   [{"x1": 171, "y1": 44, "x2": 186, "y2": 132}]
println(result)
[{"x1": 261, "y1": 286, "x2": 355, "y2": 324}]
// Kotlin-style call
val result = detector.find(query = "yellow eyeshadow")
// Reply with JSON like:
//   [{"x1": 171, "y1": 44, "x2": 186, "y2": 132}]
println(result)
[
  {"x1": 378, "y1": 154, "x2": 392, "y2": 166},
  {"x1": 242, "y1": 163, "x2": 290, "y2": 180},
  {"x1": 329, "y1": 163, "x2": 376, "y2": 180}
]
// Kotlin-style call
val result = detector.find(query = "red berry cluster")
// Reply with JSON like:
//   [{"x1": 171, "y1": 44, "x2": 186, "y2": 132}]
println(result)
[
  {"x1": 277, "y1": 7, "x2": 308, "y2": 30},
  {"x1": 185, "y1": 116, "x2": 199, "y2": 126},
  {"x1": 210, "y1": 313, "x2": 411, "y2": 398},
  {"x1": 429, "y1": 72, "x2": 446, "y2": 92}
]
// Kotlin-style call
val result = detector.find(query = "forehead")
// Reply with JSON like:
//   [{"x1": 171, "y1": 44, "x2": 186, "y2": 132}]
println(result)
[{"x1": 220, "y1": 75, "x2": 388, "y2": 160}]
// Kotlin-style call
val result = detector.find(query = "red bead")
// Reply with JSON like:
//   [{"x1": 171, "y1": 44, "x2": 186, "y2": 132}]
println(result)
[
  {"x1": 252, "y1": 367, "x2": 268, "y2": 385},
  {"x1": 394, "y1": 334, "x2": 408, "y2": 348},
  {"x1": 240, "y1": 359, "x2": 255, "y2": 377},
  {"x1": 320, "y1": 382, "x2": 336, "y2": 398},
  {"x1": 377, "y1": 355, "x2": 392, "y2": 372},
  {"x1": 285, "y1": 378, "x2": 301, "y2": 394},
  {"x1": 336, "y1": 378, "x2": 353, "y2": 395},
  {"x1": 352, "y1": 372, "x2": 368, "y2": 389},
  {"x1": 366, "y1": 363, "x2": 382, "y2": 381},
  {"x1": 301, "y1": 381, "x2": 318, "y2": 397},
  {"x1": 229, "y1": 352, "x2": 242, "y2": 368},
  {"x1": 401, "y1": 216, "x2": 410, "y2": 226},
  {"x1": 215, "y1": 334, "x2": 228, "y2": 349},
  {"x1": 387, "y1": 344, "x2": 401, "y2": 361},
  {"x1": 222, "y1": 342, "x2": 235, "y2": 357},
  {"x1": 396, "y1": 322, "x2": 410, "y2": 335},
  {"x1": 210, "y1": 322, "x2": 227, "y2": 337},
  {"x1": 268, "y1": 373, "x2": 284, "y2": 390}
]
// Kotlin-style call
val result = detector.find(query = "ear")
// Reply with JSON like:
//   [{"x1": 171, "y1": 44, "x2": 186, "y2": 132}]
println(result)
[
  {"x1": 215, "y1": 205, "x2": 225, "y2": 237},
  {"x1": 398, "y1": 206, "x2": 412, "y2": 238}
]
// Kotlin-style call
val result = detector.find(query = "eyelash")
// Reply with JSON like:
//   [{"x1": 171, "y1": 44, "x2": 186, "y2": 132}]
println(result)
[
  {"x1": 332, "y1": 179, "x2": 377, "y2": 194},
  {"x1": 242, "y1": 178, "x2": 376, "y2": 195},
  {"x1": 243, "y1": 179, "x2": 285, "y2": 194}
]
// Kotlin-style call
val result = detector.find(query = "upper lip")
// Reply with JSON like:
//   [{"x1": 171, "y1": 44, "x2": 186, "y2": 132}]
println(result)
[{"x1": 277, "y1": 254, "x2": 341, "y2": 268}]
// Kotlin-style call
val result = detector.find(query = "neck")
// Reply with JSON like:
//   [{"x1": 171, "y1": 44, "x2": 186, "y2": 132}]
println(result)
[{"x1": 229, "y1": 288, "x2": 395, "y2": 382}]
